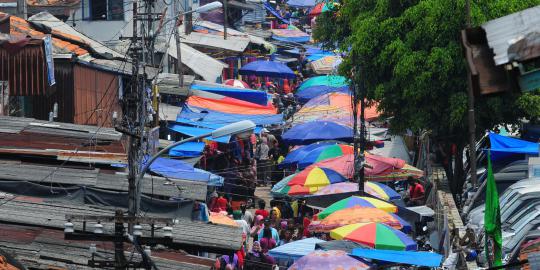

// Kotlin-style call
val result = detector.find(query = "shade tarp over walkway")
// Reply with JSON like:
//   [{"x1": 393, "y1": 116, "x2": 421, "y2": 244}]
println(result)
[
  {"x1": 488, "y1": 132, "x2": 539, "y2": 160},
  {"x1": 351, "y1": 248, "x2": 443, "y2": 267},
  {"x1": 148, "y1": 157, "x2": 224, "y2": 186},
  {"x1": 268, "y1": 238, "x2": 326, "y2": 261},
  {"x1": 187, "y1": 96, "x2": 277, "y2": 115},
  {"x1": 178, "y1": 105, "x2": 283, "y2": 127},
  {"x1": 190, "y1": 80, "x2": 269, "y2": 106}
]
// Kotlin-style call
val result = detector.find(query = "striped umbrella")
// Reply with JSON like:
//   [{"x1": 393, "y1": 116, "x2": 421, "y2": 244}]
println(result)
[
  {"x1": 330, "y1": 223, "x2": 417, "y2": 251},
  {"x1": 316, "y1": 196, "x2": 398, "y2": 220},
  {"x1": 314, "y1": 182, "x2": 401, "y2": 201},
  {"x1": 308, "y1": 207, "x2": 404, "y2": 232},
  {"x1": 223, "y1": 79, "x2": 249, "y2": 88},
  {"x1": 287, "y1": 166, "x2": 348, "y2": 188}
]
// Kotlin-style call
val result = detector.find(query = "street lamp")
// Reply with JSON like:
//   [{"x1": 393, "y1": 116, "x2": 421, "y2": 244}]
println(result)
[{"x1": 138, "y1": 120, "x2": 256, "y2": 183}]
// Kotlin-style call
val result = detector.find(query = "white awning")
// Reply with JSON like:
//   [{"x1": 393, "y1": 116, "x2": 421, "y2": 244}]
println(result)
[{"x1": 167, "y1": 40, "x2": 228, "y2": 82}]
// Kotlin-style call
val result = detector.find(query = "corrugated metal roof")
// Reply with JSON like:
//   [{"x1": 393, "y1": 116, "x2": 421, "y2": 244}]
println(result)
[
  {"x1": 28, "y1": 12, "x2": 124, "y2": 58},
  {"x1": 180, "y1": 31, "x2": 250, "y2": 52},
  {"x1": 482, "y1": 6, "x2": 540, "y2": 66},
  {"x1": 167, "y1": 40, "x2": 228, "y2": 82}
]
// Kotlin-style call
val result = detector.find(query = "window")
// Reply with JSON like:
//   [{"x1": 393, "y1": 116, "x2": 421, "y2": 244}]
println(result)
[{"x1": 82, "y1": 0, "x2": 124, "y2": 21}]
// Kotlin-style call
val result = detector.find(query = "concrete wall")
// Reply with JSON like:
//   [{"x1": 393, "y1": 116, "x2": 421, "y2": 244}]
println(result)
[{"x1": 69, "y1": 0, "x2": 133, "y2": 42}]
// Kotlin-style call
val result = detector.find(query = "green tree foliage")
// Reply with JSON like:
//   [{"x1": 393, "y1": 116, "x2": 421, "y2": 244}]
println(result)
[{"x1": 313, "y1": 0, "x2": 540, "y2": 190}]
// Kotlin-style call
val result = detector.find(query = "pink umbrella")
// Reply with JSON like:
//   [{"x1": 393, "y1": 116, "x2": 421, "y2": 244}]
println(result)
[{"x1": 223, "y1": 79, "x2": 249, "y2": 88}]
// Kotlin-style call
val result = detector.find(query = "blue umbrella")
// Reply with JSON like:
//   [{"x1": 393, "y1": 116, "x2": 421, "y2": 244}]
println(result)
[
  {"x1": 296, "y1": 85, "x2": 351, "y2": 103},
  {"x1": 278, "y1": 141, "x2": 337, "y2": 168},
  {"x1": 239, "y1": 60, "x2": 296, "y2": 79},
  {"x1": 282, "y1": 121, "x2": 353, "y2": 145}
]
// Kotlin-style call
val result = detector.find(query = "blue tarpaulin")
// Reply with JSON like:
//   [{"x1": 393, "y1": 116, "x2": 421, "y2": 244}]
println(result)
[
  {"x1": 191, "y1": 82, "x2": 269, "y2": 106},
  {"x1": 269, "y1": 238, "x2": 326, "y2": 262},
  {"x1": 263, "y1": 2, "x2": 289, "y2": 24},
  {"x1": 169, "y1": 124, "x2": 231, "y2": 143},
  {"x1": 351, "y1": 248, "x2": 443, "y2": 267},
  {"x1": 179, "y1": 106, "x2": 284, "y2": 127},
  {"x1": 488, "y1": 132, "x2": 539, "y2": 161},
  {"x1": 286, "y1": 0, "x2": 316, "y2": 7},
  {"x1": 296, "y1": 85, "x2": 351, "y2": 103},
  {"x1": 169, "y1": 142, "x2": 205, "y2": 157},
  {"x1": 148, "y1": 157, "x2": 224, "y2": 186}
]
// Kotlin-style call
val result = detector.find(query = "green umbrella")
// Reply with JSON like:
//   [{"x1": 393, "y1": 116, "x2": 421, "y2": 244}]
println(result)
[
  {"x1": 297, "y1": 75, "x2": 348, "y2": 91},
  {"x1": 271, "y1": 174, "x2": 296, "y2": 197}
]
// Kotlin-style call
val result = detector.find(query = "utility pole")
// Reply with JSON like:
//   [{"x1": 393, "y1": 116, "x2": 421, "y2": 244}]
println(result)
[
  {"x1": 174, "y1": 0, "x2": 184, "y2": 87},
  {"x1": 127, "y1": 0, "x2": 142, "y2": 221},
  {"x1": 465, "y1": 0, "x2": 477, "y2": 188},
  {"x1": 223, "y1": 0, "x2": 228, "y2": 39},
  {"x1": 351, "y1": 58, "x2": 365, "y2": 192}
]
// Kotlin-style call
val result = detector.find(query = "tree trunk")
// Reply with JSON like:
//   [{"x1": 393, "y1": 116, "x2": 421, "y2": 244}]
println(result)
[{"x1": 453, "y1": 143, "x2": 465, "y2": 205}]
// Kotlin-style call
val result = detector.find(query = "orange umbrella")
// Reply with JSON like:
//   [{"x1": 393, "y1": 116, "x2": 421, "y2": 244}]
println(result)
[
  {"x1": 308, "y1": 206, "x2": 403, "y2": 232},
  {"x1": 209, "y1": 212, "x2": 239, "y2": 227}
]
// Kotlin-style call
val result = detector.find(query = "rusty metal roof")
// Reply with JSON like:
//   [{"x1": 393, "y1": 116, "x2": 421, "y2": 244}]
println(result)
[
  {"x1": 26, "y1": 0, "x2": 80, "y2": 7},
  {"x1": 482, "y1": 5, "x2": 540, "y2": 65},
  {"x1": 0, "y1": 223, "x2": 213, "y2": 270}
]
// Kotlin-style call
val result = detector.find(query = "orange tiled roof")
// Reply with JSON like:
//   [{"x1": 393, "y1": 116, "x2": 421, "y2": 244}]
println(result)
[{"x1": 2, "y1": 13, "x2": 88, "y2": 56}]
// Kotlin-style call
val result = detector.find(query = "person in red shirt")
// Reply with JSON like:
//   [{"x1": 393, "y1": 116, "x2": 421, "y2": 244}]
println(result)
[
  {"x1": 406, "y1": 177, "x2": 425, "y2": 206},
  {"x1": 212, "y1": 192, "x2": 228, "y2": 212},
  {"x1": 254, "y1": 200, "x2": 269, "y2": 219}
]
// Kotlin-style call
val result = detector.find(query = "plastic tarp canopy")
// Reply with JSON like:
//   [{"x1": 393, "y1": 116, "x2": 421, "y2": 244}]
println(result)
[
  {"x1": 263, "y1": 2, "x2": 289, "y2": 24},
  {"x1": 286, "y1": 0, "x2": 316, "y2": 7},
  {"x1": 271, "y1": 29, "x2": 311, "y2": 43},
  {"x1": 178, "y1": 105, "x2": 284, "y2": 127},
  {"x1": 190, "y1": 81, "x2": 268, "y2": 106},
  {"x1": 269, "y1": 238, "x2": 326, "y2": 261},
  {"x1": 488, "y1": 132, "x2": 539, "y2": 161},
  {"x1": 148, "y1": 157, "x2": 224, "y2": 186},
  {"x1": 187, "y1": 96, "x2": 277, "y2": 115},
  {"x1": 351, "y1": 248, "x2": 443, "y2": 267},
  {"x1": 169, "y1": 124, "x2": 231, "y2": 143},
  {"x1": 169, "y1": 142, "x2": 205, "y2": 157}
]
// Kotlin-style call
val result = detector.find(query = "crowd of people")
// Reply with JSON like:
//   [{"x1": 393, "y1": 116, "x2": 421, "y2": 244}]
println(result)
[{"x1": 213, "y1": 198, "x2": 316, "y2": 270}]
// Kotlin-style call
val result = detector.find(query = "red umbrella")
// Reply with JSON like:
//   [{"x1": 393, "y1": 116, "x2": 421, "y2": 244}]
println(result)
[{"x1": 223, "y1": 79, "x2": 249, "y2": 88}]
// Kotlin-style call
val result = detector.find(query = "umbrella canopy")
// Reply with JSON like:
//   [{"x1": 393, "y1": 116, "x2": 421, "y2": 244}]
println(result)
[
  {"x1": 287, "y1": 166, "x2": 348, "y2": 188},
  {"x1": 279, "y1": 141, "x2": 337, "y2": 168},
  {"x1": 271, "y1": 174, "x2": 296, "y2": 197},
  {"x1": 288, "y1": 184, "x2": 319, "y2": 196},
  {"x1": 330, "y1": 223, "x2": 417, "y2": 251},
  {"x1": 298, "y1": 75, "x2": 348, "y2": 91},
  {"x1": 309, "y1": 55, "x2": 342, "y2": 75},
  {"x1": 292, "y1": 93, "x2": 380, "y2": 127},
  {"x1": 314, "y1": 182, "x2": 401, "y2": 201},
  {"x1": 295, "y1": 85, "x2": 351, "y2": 103},
  {"x1": 209, "y1": 212, "x2": 239, "y2": 227},
  {"x1": 298, "y1": 144, "x2": 354, "y2": 169},
  {"x1": 308, "y1": 206, "x2": 404, "y2": 232},
  {"x1": 316, "y1": 196, "x2": 398, "y2": 220},
  {"x1": 239, "y1": 60, "x2": 296, "y2": 78},
  {"x1": 305, "y1": 153, "x2": 424, "y2": 181},
  {"x1": 309, "y1": 2, "x2": 332, "y2": 16},
  {"x1": 286, "y1": 0, "x2": 316, "y2": 7},
  {"x1": 288, "y1": 250, "x2": 370, "y2": 270},
  {"x1": 223, "y1": 79, "x2": 249, "y2": 88},
  {"x1": 282, "y1": 121, "x2": 353, "y2": 145}
]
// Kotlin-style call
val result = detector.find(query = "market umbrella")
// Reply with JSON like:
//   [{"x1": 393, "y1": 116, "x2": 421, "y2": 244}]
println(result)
[
  {"x1": 314, "y1": 182, "x2": 401, "y2": 201},
  {"x1": 278, "y1": 141, "x2": 337, "y2": 168},
  {"x1": 287, "y1": 166, "x2": 348, "y2": 188},
  {"x1": 330, "y1": 223, "x2": 417, "y2": 251},
  {"x1": 316, "y1": 196, "x2": 398, "y2": 220},
  {"x1": 288, "y1": 250, "x2": 370, "y2": 270},
  {"x1": 297, "y1": 75, "x2": 348, "y2": 91},
  {"x1": 292, "y1": 93, "x2": 380, "y2": 127},
  {"x1": 295, "y1": 85, "x2": 351, "y2": 103},
  {"x1": 308, "y1": 206, "x2": 405, "y2": 232},
  {"x1": 209, "y1": 212, "x2": 239, "y2": 227},
  {"x1": 315, "y1": 240, "x2": 366, "y2": 253},
  {"x1": 271, "y1": 174, "x2": 296, "y2": 197},
  {"x1": 309, "y1": 2, "x2": 333, "y2": 16},
  {"x1": 297, "y1": 144, "x2": 354, "y2": 169},
  {"x1": 305, "y1": 153, "x2": 424, "y2": 181},
  {"x1": 223, "y1": 79, "x2": 249, "y2": 88},
  {"x1": 288, "y1": 184, "x2": 318, "y2": 196},
  {"x1": 239, "y1": 60, "x2": 296, "y2": 79},
  {"x1": 309, "y1": 55, "x2": 342, "y2": 75},
  {"x1": 282, "y1": 121, "x2": 353, "y2": 145}
]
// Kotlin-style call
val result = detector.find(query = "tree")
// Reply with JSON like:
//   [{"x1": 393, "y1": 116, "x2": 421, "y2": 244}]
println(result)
[{"x1": 314, "y1": 0, "x2": 540, "y2": 194}]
